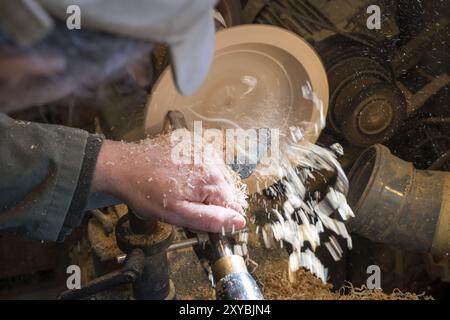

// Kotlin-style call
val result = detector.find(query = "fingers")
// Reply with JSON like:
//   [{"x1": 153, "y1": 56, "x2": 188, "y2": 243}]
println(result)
[
  {"x1": 206, "y1": 188, "x2": 245, "y2": 215},
  {"x1": 200, "y1": 185, "x2": 228, "y2": 203},
  {"x1": 197, "y1": 184, "x2": 244, "y2": 214},
  {"x1": 172, "y1": 201, "x2": 246, "y2": 232},
  {"x1": 225, "y1": 201, "x2": 245, "y2": 215}
]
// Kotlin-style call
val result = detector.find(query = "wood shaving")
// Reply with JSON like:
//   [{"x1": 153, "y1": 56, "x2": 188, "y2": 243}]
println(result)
[
  {"x1": 248, "y1": 82, "x2": 355, "y2": 282},
  {"x1": 254, "y1": 258, "x2": 431, "y2": 300}
]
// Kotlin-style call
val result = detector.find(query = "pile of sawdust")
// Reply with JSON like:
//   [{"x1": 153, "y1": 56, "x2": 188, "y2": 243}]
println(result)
[{"x1": 254, "y1": 258, "x2": 431, "y2": 300}]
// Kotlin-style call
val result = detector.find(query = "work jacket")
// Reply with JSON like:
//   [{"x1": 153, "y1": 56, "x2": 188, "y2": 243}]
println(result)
[{"x1": 0, "y1": 113, "x2": 103, "y2": 241}]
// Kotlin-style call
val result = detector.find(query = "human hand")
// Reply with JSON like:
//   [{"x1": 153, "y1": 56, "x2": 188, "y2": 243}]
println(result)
[{"x1": 92, "y1": 136, "x2": 247, "y2": 232}]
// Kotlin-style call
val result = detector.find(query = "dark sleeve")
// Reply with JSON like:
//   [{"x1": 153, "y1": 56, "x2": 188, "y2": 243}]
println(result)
[
  {"x1": 57, "y1": 134, "x2": 104, "y2": 241},
  {"x1": 0, "y1": 113, "x2": 104, "y2": 241}
]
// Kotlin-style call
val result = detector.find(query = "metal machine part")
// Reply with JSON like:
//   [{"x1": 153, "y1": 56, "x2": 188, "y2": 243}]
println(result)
[
  {"x1": 59, "y1": 248, "x2": 145, "y2": 300},
  {"x1": 391, "y1": 17, "x2": 450, "y2": 118},
  {"x1": 117, "y1": 237, "x2": 200, "y2": 264},
  {"x1": 112, "y1": 229, "x2": 264, "y2": 300},
  {"x1": 208, "y1": 233, "x2": 263, "y2": 300},
  {"x1": 386, "y1": 114, "x2": 450, "y2": 172},
  {"x1": 115, "y1": 213, "x2": 175, "y2": 300},
  {"x1": 346, "y1": 144, "x2": 450, "y2": 254},
  {"x1": 315, "y1": 35, "x2": 406, "y2": 147},
  {"x1": 61, "y1": 211, "x2": 176, "y2": 300},
  {"x1": 227, "y1": 0, "x2": 399, "y2": 43}
]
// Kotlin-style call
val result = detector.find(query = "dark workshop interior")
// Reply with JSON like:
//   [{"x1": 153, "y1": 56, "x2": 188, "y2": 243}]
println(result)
[{"x1": 0, "y1": 0, "x2": 449, "y2": 302}]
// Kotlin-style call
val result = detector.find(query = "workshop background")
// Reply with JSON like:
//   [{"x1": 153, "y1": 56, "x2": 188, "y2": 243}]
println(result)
[{"x1": 0, "y1": 0, "x2": 449, "y2": 300}]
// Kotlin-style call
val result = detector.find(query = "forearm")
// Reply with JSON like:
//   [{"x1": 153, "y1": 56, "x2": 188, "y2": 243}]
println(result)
[
  {"x1": 91, "y1": 139, "x2": 132, "y2": 199},
  {"x1": 91, "y1": 139, "x2": 165, "y2": 207},
  {"x1": 91, "y1": 140, "x2": 119, "y2": 194}
]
